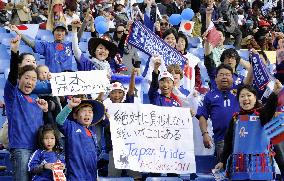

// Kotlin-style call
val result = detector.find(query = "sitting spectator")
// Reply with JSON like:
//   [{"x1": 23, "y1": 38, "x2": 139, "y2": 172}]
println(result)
[
  {"x1": 10, "y1": 23, "x2": 74, "y2": 73},
  {"x1": 28, "y1": 124, "x2": 65, "y2": 181}
]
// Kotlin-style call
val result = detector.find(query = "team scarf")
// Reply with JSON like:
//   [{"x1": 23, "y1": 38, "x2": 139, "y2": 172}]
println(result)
[
  {"x1": 251, "y1": 53, "x2": 271, "y2": 90},
  {"x1": 127, "y1": 21, "x2": 188, "y2": 71}
]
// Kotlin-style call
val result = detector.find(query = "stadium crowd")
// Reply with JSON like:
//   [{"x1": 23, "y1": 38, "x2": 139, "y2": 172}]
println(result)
[{"x1": 0, "y1": 0, "x2": 283, "y2": 180}]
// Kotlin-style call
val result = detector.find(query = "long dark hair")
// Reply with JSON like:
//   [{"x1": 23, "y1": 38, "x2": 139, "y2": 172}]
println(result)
[{"x1": 37, "y1": 124, "x2": 61, "y2": 152}]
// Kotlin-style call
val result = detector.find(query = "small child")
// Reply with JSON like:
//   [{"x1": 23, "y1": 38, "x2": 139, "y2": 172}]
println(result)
[
  {"x1": 148, "y1": 55, "x2": 181, "y2": 107},
  {"x1": 56, "y1": 97, "x2": 105, "y2": 180},
  {"x1": 36, "y1": 65, "x2": 61, "y2": 125},
  {"x1": 28, "y1": 124, "x2": 65, "y2": 181}
]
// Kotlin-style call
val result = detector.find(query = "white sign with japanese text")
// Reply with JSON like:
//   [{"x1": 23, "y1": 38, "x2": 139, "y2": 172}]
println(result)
[
  {"x1": 50, "y1": 70, "x2": 109, "y2": 96},
  {"x1": 108, "y1": 103, "x2": 196, "y2": 174}
]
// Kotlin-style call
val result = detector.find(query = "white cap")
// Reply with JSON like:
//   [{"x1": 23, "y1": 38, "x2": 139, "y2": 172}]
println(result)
[
  {"x1": 158, "y1": 71, "x2": 174, "y2": 82},
  {"x1": 110, "y1": 82, "x2": 126, "y2": 92}
]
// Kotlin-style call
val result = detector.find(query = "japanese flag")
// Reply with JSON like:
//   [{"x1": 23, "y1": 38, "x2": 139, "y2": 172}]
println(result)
[
  {"x1": 179, "y1": 20, "x2": 194, "y2": 36},
  {"x1": 12, "y1": 24, "x2": 39, "y2": 40}
]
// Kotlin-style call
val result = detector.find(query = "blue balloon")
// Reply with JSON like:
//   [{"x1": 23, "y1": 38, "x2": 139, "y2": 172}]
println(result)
[
  {"x1": 95, "y1": 21, "x2": 109, "y2": 34},
  {"x1": 94, "y1": 16, "x2": 107, "y2": 24},
  {"x1": 169, "y1": 14, "x2": 182, "y2": 26},
  {"x1": 181, "y1": 8, "x2": 194, "y2": 21}
]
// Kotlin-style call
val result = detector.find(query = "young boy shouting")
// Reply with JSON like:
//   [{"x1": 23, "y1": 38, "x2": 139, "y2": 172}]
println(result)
[{"x1": 56, "y1": 97, "x2": 105, "y2": 180}]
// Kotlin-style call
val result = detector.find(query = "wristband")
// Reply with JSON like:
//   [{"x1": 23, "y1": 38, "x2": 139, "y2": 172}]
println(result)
[{"x1": 202, "y1": 131, "x2": 209, "y2": 136}]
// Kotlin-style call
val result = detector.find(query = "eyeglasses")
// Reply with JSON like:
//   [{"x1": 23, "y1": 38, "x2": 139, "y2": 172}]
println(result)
[{"x1": 160, "y1": 22, "x2": 169, "y2": 26}]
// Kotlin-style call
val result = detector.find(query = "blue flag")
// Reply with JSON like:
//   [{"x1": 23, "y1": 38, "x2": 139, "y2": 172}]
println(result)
[{"x1": 251, "y1": 53, "x2": 271, "y2": 90}]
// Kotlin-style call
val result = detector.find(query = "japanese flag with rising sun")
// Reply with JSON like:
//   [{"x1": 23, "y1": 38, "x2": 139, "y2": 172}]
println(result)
[{"x1": 179, "y1": 20, "x2": 194, "y2": 36}]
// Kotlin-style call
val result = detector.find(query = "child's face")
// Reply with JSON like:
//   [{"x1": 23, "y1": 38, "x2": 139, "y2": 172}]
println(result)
[
  {"x1": 43, "y1": 130, "x2": 56, "y2": 152},
  {"x1": 159, "y1": 78, "x2": 174, "y2": 96},
  {"x1": 38, "y1": 66, "x2": 50, "y2": 81},
  {"x1": 20, "y1": 54, "x2": 37, "y2": 68},
  {"x1": 239, "y1": 88, "x2": 256, "y2": 111},
  {"x1": 170, "y1": 70, "x2": 181, "y2": 87},
  {"x1": 110, "y1": 89, "x2": 125, "y2": 103},
  {"x1": 95, "y1": 44, "x2": 109, "y2": 61},
  {"x1": 74, "y1": 106, "x2": 94, "y2": 127}
]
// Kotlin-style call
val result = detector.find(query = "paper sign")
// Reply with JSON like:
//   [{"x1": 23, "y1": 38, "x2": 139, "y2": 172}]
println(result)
[
  {"x1": 108, "y1": 103, "x2": 196, "y2": 174},
  {"x1": 50, "y1": 70, "x2": 109, "y2": 96},
  {"x1": 52, "y1": 161, "x2": 66, "y2": 181}
]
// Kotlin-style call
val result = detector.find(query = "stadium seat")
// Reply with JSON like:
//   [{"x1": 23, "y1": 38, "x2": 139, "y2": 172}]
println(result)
[
  {"x1": 35, "y1": 29, "x2": 53, "y2": 40},
  {"x1": 19, "y1": 45, "x2": 34, "y2": 54},
  {"x1": 195, "y1": 155, "x2": 217, "y2": 173},
  {"x1": 0, "y1": 57, "x2": 10, "y2": 74},
  {"x1": 80, "y1": 31, "x2": 91, "y2": 42},
  {"x1": 194, "y1": 174, "x2": 216, "y2": 181},
  {"x1": 0, "y1": 150, "x2": 13, "y2": 175},
  {"x1": 189, "y1": 48, "x2": 204, "y2": 61},
  {"x1": 0, "y1": 33, "x2": 13, "y2": 40},
  {"x1": 238, "y1": 50, "x2": 249, "y2": 61},
  {"x1": 188, "y1": 37, "x2": 202, "y2": 49},
  {"x1": 224, "y1": 45, "x2": 234, "y2": 49},
  {"x1": 79, "y1": 42, "x2": 88, "y2": 53},
  {"x1": 98, "y1": 177, "x2": 134, "y2": 181},
  {"x1": 145, "y1": 177, "x2": 183, "y2": 181},
  {"x1": 1, "y1": 38, "x2": 13, "y2": 48},
  {"x1": 0, "y1": 27, "x2": 7, "y2": 33},
  {"x1": 41, "y1": 34, "x2": 54, "y2": 42}
]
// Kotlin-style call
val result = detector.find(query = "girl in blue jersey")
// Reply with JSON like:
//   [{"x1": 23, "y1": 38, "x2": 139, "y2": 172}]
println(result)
[{"x1": 28, "y1": 124, "x2": 65, "y2": 181}]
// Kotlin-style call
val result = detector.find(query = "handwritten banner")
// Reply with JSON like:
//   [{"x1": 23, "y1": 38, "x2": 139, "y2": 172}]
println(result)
[
  {"x1": 128, "y1": 21, "x2": 188, "y2": 69},
  {"x1": 108, "y1": 103, "x2": 196, "y2": 174},
  {"x1": 251, "y1": 54, "x2": 271, "y2": 90},
  {"x1": 50, "y1": 70, "x2": 109, "y2": 96}
]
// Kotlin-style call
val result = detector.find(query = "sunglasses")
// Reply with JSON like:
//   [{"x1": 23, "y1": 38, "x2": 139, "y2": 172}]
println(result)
[
  {"x1": 116, "y1": 31, "x2": 124, "y2": 34},
  {"x1": 160, "y1": 22, "x2": 169, "y2": 26}
]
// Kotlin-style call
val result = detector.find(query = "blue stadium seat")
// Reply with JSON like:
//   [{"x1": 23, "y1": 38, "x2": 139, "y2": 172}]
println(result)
[
  {"x1": 188, "y1": 37, "x2": 201, "y2": 49},
  {"x1": 0, "y1": 150, "x2": 13, "y2": 175},
  {"x1": 0, "y1": 27, "x2": 7, "y2": 33},
  {"x1": 194, "y1": 174, "x2": 215, "y2": 181},
  {"x1": 41, "y1": 34, "x2": 54, "y2": 42},
  {"x1": 80, "y1": 31, "x2": 91, "y2": 42},
  {"x1": 98, "y1": 177, "x2": 134, "y2": 181},
  {"x1": 146, "y1": 177, "x2": 183, "y2": 181},
  {"x1": 195, "y1": 155, "x2": 217, "y2": 174},
  {"x1": 1, "y1": 38, "x2": 13, "y2": 48},
  {"x1": 238, "y1": 50, "x2": 249, "y2": 61},
  {"x1": 79, "y1": 42, "x2": 88, "y2": 53},
  {"x1": 0, "y1": 33, "x2": 13, "y2": 40},
  {"x1": 35, "y1": 29, "x2": 53, "y2": 40},
  {"x1": 33, "y1": 53, "x2": 41, "y2": 63},
  {"x1": 19, "y1": 45, "x2": 34, "y2": 54},
  {"x1": 189, "y1": 48, "x2": 204, "y2": 61},
  {"x1": 224, "y1": 45, "x2": 234, "y2": 49},
  {"x1": 0, "y1": 48, "x2": 10, "y2": 60}
]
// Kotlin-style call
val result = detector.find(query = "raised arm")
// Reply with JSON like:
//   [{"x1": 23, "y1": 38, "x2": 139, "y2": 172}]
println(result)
[
  {"x1": 8, "y1": 35, "x2": 21, "y2": 86},
  {"x1": 78, "y1": 11, "x2": 95, "y2": 40},
  {"x1": 204, "y1": 2, "x2": 214, "y2": 56},
  {"x1": 10, "y1": 25, "x2": 35, "y2": 48},
  {"x1": 71, "y1": 20, "x2": 83, "y2": 62},
  {"x1": 128, "y1": 68, "x2": 138, "y2": 96},
  {"x1": 56, "y1": 97, "x2": 81, "y2": 126}
]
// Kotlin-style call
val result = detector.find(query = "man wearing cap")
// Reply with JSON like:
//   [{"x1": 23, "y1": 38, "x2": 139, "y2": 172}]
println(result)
[
  {"x1": 56, "y1": 97, "x2": 105, "y2": 180},
  {"x1": 11, "y1": 22, "x2": 74, "y2": 73}
]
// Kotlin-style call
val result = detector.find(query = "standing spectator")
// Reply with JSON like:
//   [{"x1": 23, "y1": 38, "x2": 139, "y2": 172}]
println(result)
[
  {"x1": 5, "y1": 35, "x2": 48, "y2": 181},
  {"x1": 10, "y1": 23, "x2": 74, "y2": 73},
  {"x1": 114, "y1": 0, "x2": 129, "y2": 25},
  {"x1": 56, "y1": 97, "x2": 105, "y2": 180},
  {"x1": 64, "y1": 4, "x2": 80, "y2": 30},
  {"x1": 5, "y1": 0, "x2": 31, "y2": 25},
  {"x1": 166, "y1": 0, "x2": 184, "y2": 16},
  {"x1": 196, "y1": 64, "x2": 240, "y2": 161},
  {"x1": 216, "y1": 0, "x2": 242, "y2": 49}
]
